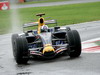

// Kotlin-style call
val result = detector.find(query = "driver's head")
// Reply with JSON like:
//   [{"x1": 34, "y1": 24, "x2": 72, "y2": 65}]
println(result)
[{"x1": 41, "y1": 25, "x2": 48, "y2": 32}]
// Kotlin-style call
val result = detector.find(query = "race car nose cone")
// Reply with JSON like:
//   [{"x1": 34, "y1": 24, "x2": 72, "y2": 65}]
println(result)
[
  {"x1": 43, "y1": 51, "x2": 55, "y2": 57},
  {"x1": 43, "y1": 44, "x2": 55, "y2": 54},
  {"x1": 42, "y1": 44, "x2": 55, "y2": 58}
]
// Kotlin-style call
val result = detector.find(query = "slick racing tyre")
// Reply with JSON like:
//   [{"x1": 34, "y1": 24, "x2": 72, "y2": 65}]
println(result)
[
  {"x1": 12, "y1": 34, "x2": 18, "y2": 58},
  {"x1": 12, "y1": 36, "x2": 29, "y2": 64},
  {"x1": 66, "y1": 30, "x2": 81, "y2": 57},
  {"x1": 66, "y1": 27, "x2": 71, "y2": 32}
]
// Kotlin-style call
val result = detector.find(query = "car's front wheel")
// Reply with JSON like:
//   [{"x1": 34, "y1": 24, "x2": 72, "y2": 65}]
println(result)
[
  {"x1": 12, "y1": 36, "x2": 29, "y2": 64},
  {"x1": 66, "y1": 30, "x2": 81, "y2": 57},
  {"x1": 12, "y1": 34, "x2": 18, "y2": 58}
]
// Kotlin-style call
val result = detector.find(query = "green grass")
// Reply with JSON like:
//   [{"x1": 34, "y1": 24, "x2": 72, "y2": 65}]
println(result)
[
  {"x1": 20, "y1": 0, "x2": 69, "y2": 4},
  {"x1": 0, "y1": 2, "x2": 100, "y2": 34},
  {"x1": 95, "y1": 41, "x2": 100, "y2": 46},
  {"x1": 0, "y1": 10, "x2": 11, "y2": 34},
  {"x1": 19, "y1": 2, "x2": 100, "y2": 26}
]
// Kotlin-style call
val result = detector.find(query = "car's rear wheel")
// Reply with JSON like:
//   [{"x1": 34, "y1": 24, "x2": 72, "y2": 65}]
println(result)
[
  {"x1": 66, "y1": 30, "x2": 81, "y2": 57},
  {"x1": 13, "y1": 36, "x2": 29, "y2": 64},
  {"x1": 66, "y1": 27, "x2": 71, "y2": 31}
]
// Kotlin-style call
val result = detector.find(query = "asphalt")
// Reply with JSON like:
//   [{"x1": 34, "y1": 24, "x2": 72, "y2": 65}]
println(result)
[
  {"x1": 10, "y1": 0, "x2": 100, "y2": 9},
  {"x1": 0, "y1": 21, "x2": 100, "y2": 75}
]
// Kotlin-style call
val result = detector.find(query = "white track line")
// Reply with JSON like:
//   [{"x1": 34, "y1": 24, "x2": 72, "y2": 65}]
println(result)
[{"x1": 82, "y1": 38, "x2": 100, "y2": 53}]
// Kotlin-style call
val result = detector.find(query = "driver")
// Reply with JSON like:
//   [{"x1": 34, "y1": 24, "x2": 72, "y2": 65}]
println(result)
[{"x1": 41, "y1": 25, "x2": 48, "y2": 32}]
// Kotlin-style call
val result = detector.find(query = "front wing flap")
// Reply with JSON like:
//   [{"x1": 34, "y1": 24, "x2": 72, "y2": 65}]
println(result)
[{"x1": 29, "y1": 44, "x2": 69, "y2": 56}]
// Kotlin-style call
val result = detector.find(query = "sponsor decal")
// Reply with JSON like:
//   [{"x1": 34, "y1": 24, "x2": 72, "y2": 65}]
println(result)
[{"x1": 1, "y1": 3, "x2": 8, "y2": 10}]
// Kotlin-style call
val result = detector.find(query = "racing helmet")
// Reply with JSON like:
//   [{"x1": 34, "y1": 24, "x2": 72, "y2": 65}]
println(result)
[{"x1": 41, "y1": 25, "x2": 48, "y2": 32}]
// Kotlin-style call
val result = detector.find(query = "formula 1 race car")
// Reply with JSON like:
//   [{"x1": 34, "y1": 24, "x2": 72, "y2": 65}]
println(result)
[{"x1": 12, "y1": 13, "x2": 81, "y2": 64}]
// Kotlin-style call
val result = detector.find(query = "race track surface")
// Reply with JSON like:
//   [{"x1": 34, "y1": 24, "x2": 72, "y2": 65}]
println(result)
[
  {"x1": 0, "y1": 21, "x2": 100, "y2": 75},
  {"x1": 10, "y1": 0, "x2": 100, "y2": 9}
]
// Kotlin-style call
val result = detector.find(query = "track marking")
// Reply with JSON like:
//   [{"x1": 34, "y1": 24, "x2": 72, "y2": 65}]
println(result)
[
  {"x1": 82, "y1": 40, "x2": 100, "y2": 44},
  {"x1": 82, "y1": 38, "x2": 100, "y2": 53}
]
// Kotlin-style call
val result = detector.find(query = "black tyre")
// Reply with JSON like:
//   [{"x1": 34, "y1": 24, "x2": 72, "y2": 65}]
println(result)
[
  {"x1": 66, "y1": 30, "x2": 81, "y2": 57},
  {"x1": 25, "y1": 32, "x2": 29, "y2": 36},
  {"x1": 13, "y1": 36, "x2": 29, "y2": 64},
  {"x1": 12, "y1": 34, "x2": 18, "y2": 58},
  {"x1": 66, "y1": 27, "x2": 71, "y2": 32}
]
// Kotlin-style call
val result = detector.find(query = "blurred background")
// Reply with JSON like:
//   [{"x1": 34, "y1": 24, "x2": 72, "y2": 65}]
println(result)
[{"x1": 0, "y1": 0, "x2": 100, "y2": 34}]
